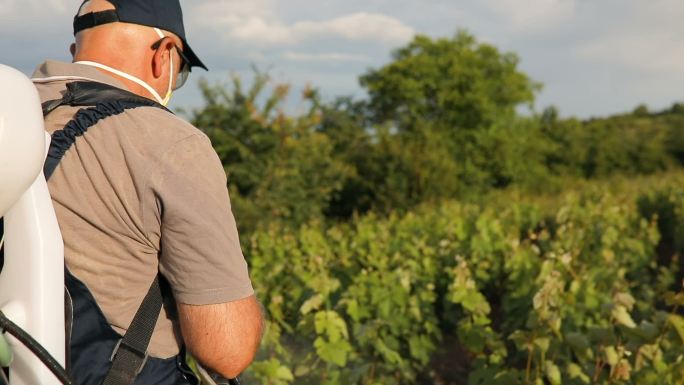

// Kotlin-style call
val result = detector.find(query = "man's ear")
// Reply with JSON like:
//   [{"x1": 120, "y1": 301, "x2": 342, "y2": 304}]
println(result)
[
  {"x1": 152, "y1": 39, "x2": 174, "y2": 79},
  {"x1": 69, "y1": 43, "x2": 76, "y2": 58}
]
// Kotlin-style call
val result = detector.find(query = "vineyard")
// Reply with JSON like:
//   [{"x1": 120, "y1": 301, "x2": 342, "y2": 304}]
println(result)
[
  {"x1": 184, "y1": 31, "x2": 684, "y2": 384},
  {"x1": 240, "y1": 173, "x2": 684, "y2": 385}
]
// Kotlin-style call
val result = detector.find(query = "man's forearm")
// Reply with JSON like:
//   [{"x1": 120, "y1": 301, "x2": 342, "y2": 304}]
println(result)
[{"x1": 179, "y1": 295, "x2": 264, "y2": 378}]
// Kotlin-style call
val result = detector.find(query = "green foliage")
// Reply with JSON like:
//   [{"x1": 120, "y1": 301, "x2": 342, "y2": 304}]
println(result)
[
  {"x1": 189, "y1": 33, "x2": 684, "y2": 224},
  {"x1": 461, "y1": 116, "x2": 554, "y2": 191},
  {"x1": 188, "y1": 73, "x2": 351, "y2": 232},
  {"x1": 354, "y1": 31, "x2": 549, "y2": 201},
  {"x1": 241, "y1": 177, "x2": 684, "y2": 385},
  {"x1": 539, "y1": 106, "x2": 677, "y2": 179},
  {"x1": 361, "y1": 30, "x2": 539, "y2": 132},
  {"x1": 182, "y1": 29, "x2": 684, "y2": 383}
]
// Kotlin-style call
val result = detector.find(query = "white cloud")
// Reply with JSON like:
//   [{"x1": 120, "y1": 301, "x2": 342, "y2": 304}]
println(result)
[
  {"x1": 0, "y1": 0, "x2": 70, "y2": 17},
  {"x1": 189, "y1": 1, "x2": 414, "y2": 46},
  {"x1": 482, "y1": 0, "x2": 576, "y2": 32},
  {"x1": 282, "y1": 51, "x2": 370, "y2": 63},
  {"x1": 228, "y1": 17, "x2": 296, "y2": 45},
  {"x1": 575, "y1": 0, "x2": 684, "y2": 75},
  {"x1": 578, "y1": 31, "x2": 684, "y2": 74},
  {"x1": 292, "y1": 13, "x2": 415, "y2": 44}
]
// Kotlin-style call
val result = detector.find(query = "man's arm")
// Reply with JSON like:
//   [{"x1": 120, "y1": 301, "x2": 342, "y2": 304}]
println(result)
[
  {"x1": 150, "y1": 131, "x2": 263, "y2": 377},
  {"x1": 178, "y1": 296, "x2": 264, "y2": 379}
]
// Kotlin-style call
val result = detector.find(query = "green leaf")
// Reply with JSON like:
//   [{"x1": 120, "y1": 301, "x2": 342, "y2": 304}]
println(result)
[
  {"x1": 612, "y1": 305, "x2": 637, "y2": 328},
  {"x1": 314, "y1": 337, "x2": 352, "y2": 366},
  {"x1": 668, "y1": 314, "x2": 684, "y2": 343},
  {"x1": 533, "y1": 337, "x2": 550, "y2": 354},
  {"x1": 300, "y1": 294, "x2": 324, "y2": 315},
  {"x1": 605, "y1": 346, "x2": 619, "y2": 366},
  {"x1": 275, "y1": 366, "x2": 295, "y2": 381},
  {"x1": 249, "y1": 358, "x2": 295, "y2": 385},
  {"x1": 314, "y1": 310, "x2": 349, "y2": 342},
  {"x1": 462, "y1": 291, "x2": 491, "y2": 315},
  {"x1": 346, "y1": 299, "x2": 361, "y2": 322},
  {"x1": 294, "y1": 365, "x2": 310, "y2": 377},
  {"x1": 374, "y1": 338, "x2": 402, "y2": 365},
  {"x1": 408, "y1": 335, "x2": 433, "y2": 364},
  {"x1": 614, "y1": 292, "x2": 636, "y2": 311},
  {"x1": 567, "y1": 363, "x2": 590, "y2": 384},
  {"x1": 544, "y1": 361, "x2": 561, "y2": 385}
]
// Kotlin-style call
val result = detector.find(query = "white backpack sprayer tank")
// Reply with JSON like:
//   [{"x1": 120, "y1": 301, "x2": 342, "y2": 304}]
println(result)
[{"x1": 0, "y1": 64, "x2": 66, "y2": 385}]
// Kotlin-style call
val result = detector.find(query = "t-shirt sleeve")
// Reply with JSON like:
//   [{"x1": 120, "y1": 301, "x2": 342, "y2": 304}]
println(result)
[{"x1": 153, "y1": 133, "x2": 254, "y2": 305}]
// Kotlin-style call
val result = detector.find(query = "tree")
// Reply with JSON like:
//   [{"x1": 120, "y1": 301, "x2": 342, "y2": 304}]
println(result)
[
  {"x1": 357, "y1": 31, "x2": 547, "y2": 195},
  {"x1": 189, "y1": 73, "x2": 351, "y2": 232},
  {"x1": 360, "y1": 30, "x2": 541, "y2": 133},
  {"x1": 632, "y1": 104, "x2": 650, "y2": 117}
]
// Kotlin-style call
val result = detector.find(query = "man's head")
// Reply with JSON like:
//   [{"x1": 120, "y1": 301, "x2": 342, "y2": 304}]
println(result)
[{"x1": 71, "y1": 0, "x2": 206, "y2": 105}]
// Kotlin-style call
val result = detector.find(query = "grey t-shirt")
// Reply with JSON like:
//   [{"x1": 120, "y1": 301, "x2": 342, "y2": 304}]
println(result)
[{"x1": 32, "y1": 60, "x2": 254, "y2": 358}]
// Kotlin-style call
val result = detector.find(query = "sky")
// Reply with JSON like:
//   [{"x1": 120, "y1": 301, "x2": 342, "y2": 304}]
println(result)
[{"x1": 1, "y1": 0, "x2": 683, "y2": 119}]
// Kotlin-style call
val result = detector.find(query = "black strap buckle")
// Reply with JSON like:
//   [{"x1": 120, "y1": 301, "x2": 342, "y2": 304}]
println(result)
[{"x1": 110, "y1": 339, "x2": 149, "y2": 375}]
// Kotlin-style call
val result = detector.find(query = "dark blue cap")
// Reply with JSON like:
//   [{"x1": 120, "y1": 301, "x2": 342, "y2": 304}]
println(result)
[{"x1": 74, "y1": 0, "x2": 207, "y2": 71}]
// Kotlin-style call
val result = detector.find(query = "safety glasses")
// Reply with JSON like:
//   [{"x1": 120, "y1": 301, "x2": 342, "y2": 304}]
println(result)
[{"x1": 151, "y1": 37, "x2": 191, "y2": 91}]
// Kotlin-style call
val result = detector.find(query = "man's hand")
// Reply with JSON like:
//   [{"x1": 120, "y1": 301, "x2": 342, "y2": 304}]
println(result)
[{"x1": 178, "y1": 296, "x2": 264, "y2": 379}]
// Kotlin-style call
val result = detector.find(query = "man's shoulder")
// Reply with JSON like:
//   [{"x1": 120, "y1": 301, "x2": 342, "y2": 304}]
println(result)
[
  {"x1": 112, "y1": 105, "x2": 211, "y2": 152},
  {"x1": 32, "y1": 73, "x2": 209, "y2": 150}
]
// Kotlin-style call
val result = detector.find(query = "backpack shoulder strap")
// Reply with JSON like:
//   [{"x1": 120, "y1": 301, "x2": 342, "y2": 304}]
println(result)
[
  {"x1": 103, "y1": 277, "x2": 164, "y2": 385},
  {"x1": 43, "y1": 81, "x2": 170, "y2": 180},
  {"x1": 42, "y1": 81, "x2": 168, "y2": 385},
  {"x1": 42, "y1": 81, "x2": 170, "y2": 117}
]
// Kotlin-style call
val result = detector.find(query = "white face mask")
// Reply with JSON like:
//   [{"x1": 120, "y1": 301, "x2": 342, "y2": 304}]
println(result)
[{"x1": 75, "y1": 28, "x2": 175, "y2": 106}]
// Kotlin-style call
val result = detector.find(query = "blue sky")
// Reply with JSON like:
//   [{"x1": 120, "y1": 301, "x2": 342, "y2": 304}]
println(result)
[{"x1": 1, "y1": 0, "x2": 683, "y2": 119}]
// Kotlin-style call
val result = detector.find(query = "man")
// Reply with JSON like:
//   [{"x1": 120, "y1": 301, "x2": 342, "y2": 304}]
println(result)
[{"x1": 31, "y1": 0, "x2": 263, "y2": 383}]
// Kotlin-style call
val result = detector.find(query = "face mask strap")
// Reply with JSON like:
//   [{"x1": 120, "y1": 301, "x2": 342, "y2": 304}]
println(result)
[
  {"x1": 161, "y1": 54, "x2": 174, "y2": 106},
  {"x1": 74, "y1": 60, "x2": 165, "y2": 105},
  {"x1": 154, "y1": 28, "x2": 175, "y2": 106}
]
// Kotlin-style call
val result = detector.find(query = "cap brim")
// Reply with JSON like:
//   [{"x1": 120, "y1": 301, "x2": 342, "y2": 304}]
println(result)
[{"x1": 181, "y1": 39, "x2": 208, "y2": 71}]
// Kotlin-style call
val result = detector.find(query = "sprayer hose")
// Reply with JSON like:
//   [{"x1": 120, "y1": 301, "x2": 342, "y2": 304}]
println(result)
[{"x1": 0, "y1": 311, "x2": 74, "y2": 385}]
